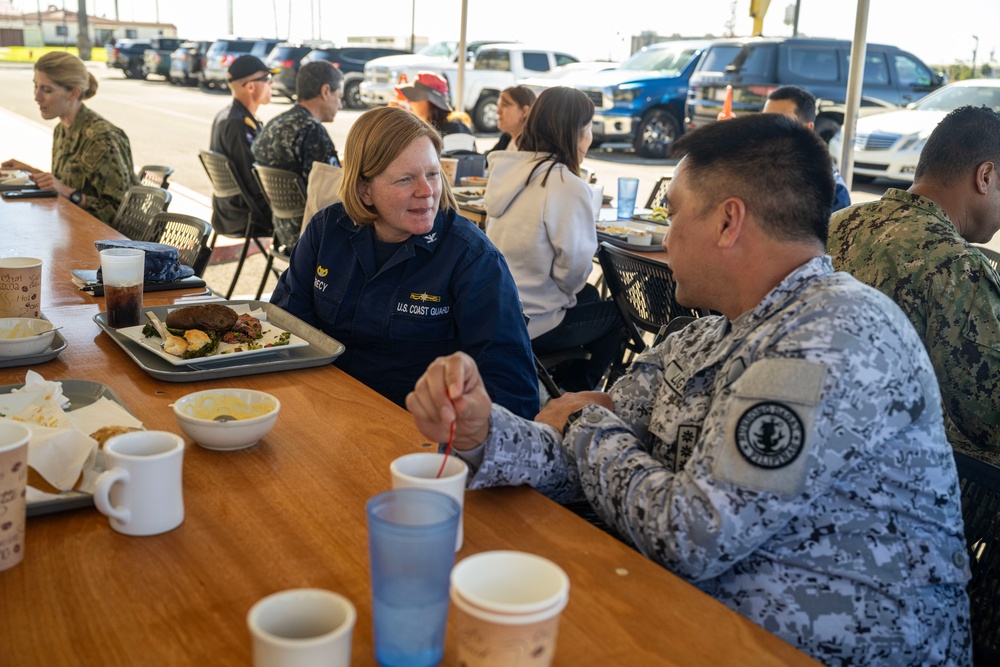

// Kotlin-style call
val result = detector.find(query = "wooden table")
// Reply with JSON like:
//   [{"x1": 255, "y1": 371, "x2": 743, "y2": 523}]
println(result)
[
  {"x1": 1, "y1": 195, "x2": 209, "y2": 309},
  {"x1": 0, "y1": 197, "x2": 819, "y2": 666}
]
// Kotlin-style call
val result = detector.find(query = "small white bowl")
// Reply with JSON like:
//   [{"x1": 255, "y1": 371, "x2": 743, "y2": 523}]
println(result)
[
  {"x1": 172, "y1": 389, "x2": 280, "y2": 451},
  {"x1": 0, "y1": 318, "x2": 56, "y2": 358},
  {"x1": 626, "y1": 230, "x2": 652, "y2": 246}
]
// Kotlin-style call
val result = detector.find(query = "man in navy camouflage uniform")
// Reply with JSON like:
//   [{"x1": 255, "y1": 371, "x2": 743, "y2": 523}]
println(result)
[
  {"x1": 407, "y1": 115, "x2": 972, "y2": 665},
  {"x1": 829, "y1": 105, "x2": 1000, "y2": 463},
  {"x1": 252, "y1": 60, "x2": 344, "y2": 183}
]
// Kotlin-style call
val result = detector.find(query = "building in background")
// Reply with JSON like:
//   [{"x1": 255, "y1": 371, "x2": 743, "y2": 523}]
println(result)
[{"x1": 0, "y1": 4, "x2": 174, "y2": 47}]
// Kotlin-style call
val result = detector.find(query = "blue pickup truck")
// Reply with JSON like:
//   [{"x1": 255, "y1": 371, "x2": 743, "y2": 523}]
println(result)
[{"x1": 537, "y1": 40, "x2": 709, "y2": 158}]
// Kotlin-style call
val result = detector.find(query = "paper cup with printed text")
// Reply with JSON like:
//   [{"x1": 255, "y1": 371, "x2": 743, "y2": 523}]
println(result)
[
  {"x1": 450, "y1": 550, "x2": 570, "y2": 667},
  {"x1": 440, "y1": 158, "x2": 460, "y2": 186},
  {"x1": 0, "y1": 257, "x2": 42, "y2": 318},
  {"x1": 0, "y1": 422, "x2": 30, "y2": 572}
]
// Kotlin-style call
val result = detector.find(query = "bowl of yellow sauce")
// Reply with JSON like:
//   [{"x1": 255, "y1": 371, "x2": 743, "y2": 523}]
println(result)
[{"x1": 172, "y1": 389, "x2": 280, "y2": 450}]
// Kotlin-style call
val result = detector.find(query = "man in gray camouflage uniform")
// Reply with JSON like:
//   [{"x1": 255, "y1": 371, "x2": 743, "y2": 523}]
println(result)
[
  {"x1": 408, "y1": 115, "x2": 972, "y2": 666},
  {"x1": 829, "y1": 105, "x2": 1000, "y2": 462},
  {"x1": 252, "y1": 60, "x2": 344, "y2": 183}
]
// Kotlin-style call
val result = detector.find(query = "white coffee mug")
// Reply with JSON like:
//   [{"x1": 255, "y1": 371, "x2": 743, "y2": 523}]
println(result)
[
  {"x1": 93, "y1": 431, "x2": 185, "y2": 536},
  {"x1": 390, "y1": 452, "x2": 469, "y2": 551},
  {"x1": 248, "y1": 588, "x2": 356, "y2": 667}
]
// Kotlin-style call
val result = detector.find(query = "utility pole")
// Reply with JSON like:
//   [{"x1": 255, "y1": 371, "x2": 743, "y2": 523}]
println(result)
[
  {"x1": 410, "y1": 0, "x2": 416, "y2": 51},
  {"x1": 972, "y1": 35, "x2": 979, "y2": 79},
  {"x1": 76, "y1": 0, "x2": 92, "y2": 60}
]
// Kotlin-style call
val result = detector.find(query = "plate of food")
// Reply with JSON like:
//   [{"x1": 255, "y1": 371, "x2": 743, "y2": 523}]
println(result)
[
  {"x1": 453, "y1": 186, "x2": 486, "y2": 202},
  {"x1": 633, "y1": 206, "x2": 669, "y2": 225},
  {"x1": 0, "y1": 169, "x2": 36, "y2": 192},
  {"x1": 596, "y1": 223, "x2": 659, "y2": 251},
  {"x1": 115, "y1": 303, "x2": 308, "y2": 366}
]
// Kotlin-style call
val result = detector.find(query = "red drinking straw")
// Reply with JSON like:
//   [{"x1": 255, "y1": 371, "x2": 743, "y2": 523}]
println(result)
[{"x1": 436, "y1": 393, "x2": 456, "y2": 478}]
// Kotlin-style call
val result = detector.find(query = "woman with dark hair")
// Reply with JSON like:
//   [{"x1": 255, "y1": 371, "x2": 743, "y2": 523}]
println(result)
[
  {"x1": 270, "y1": 105, "x2": 537, "y2": 418},
  {"x1": 487, "y1": 85, "x2": 536, "y2": 155},
  {"x1": 3, "y1": 52, "x2": 136, "y2": 223},
  {"x1": 485, "y1": 86, "x2": 623, "y2": 392},
  {"x1": 396, "y1": 71, "x2": 474, "y2": 137}
]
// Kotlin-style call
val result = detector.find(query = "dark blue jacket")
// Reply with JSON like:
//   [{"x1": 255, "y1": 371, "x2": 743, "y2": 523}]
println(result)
[{"x1": 271, "y1": 203, "x2": 539, "y2": 419}]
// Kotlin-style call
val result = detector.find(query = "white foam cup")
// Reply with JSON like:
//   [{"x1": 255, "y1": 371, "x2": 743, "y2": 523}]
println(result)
[
  {"x1": 247, "y1": 588, "x2": 356, "y2": 667},
  {"x1": 390, "y1": 452, "x2": 468, "y2": 551}
]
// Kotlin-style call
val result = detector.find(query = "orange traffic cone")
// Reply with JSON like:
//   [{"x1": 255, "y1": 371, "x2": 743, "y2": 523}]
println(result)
[
  {"x1": 717, "y1": 85, "x2": 735, "y2": 121},
  {"x1": 390, "y1": 73, "x2": 410, "y2": 110}
]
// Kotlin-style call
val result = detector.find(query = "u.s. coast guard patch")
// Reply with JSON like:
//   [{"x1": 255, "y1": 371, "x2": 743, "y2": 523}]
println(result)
[{"x1": 734, "y1": 401, "x2": 804, "y2": 469}]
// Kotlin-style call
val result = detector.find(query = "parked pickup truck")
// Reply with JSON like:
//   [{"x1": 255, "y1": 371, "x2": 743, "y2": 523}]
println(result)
[
  {"x1": 106, "y1": 39, "x2": 152, "y2": 79},
  {"x1": 523, "y1": 39, "x2": 708, "y2": 158},
  {"x1": 360, "y1": 40, "x2": 514, "y2": 110},
  {"x1": 142, "y1": 37, "x2": 185, "y2": 80},
  {"x1": 366, "y1": 43, "x2": 579, "y2": 132}
]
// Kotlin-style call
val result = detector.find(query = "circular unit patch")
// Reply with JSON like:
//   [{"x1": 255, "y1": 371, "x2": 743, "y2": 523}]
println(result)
[{"x1": 734, "y1": 401, "x2": 805, "y2": 469}]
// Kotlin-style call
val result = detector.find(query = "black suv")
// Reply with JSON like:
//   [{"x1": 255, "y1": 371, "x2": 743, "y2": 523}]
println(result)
[
  {"x1": 201, "y1": 38, "x2": 282, "y2": 90},
  {"x1": 169, "y1": 40, "x2": 212, "y2": 86},
  {"x1": 267, "y1": 42, "x2": 329, "y2": 100},
  {"x1": 686, "y1": 37, "x2": 944, "y2": 141},
  {"x1": 300, "y1": 45, "x2": 411, "y2": 109},
  {"x1": 105, "y1": 39, "x2": 152, "y2": 79}
]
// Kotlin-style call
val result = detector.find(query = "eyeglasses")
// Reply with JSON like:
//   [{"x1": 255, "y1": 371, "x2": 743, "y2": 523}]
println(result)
[{"x1": 242, "y1": 73, "x2": 272, "y2": 86}]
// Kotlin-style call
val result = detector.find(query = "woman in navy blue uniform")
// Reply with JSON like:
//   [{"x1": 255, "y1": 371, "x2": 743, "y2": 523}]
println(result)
[{"x1": 271, "y1": 106, "x2": 539, "y2": 418}]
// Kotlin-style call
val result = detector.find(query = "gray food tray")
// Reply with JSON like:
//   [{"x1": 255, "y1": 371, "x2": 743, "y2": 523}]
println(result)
[
  {"x1": 0, "y1": 313, "x2": 68, "y2": 368},
  {"x1": 2, "y1": 379, "x2": 137, "y2": 517},
  {"x1": 94, "y1": 300, "x2": 345, "y2": 382},
  {"x1": 596, "y1": 231, "x2": 662, "y2": 253}
]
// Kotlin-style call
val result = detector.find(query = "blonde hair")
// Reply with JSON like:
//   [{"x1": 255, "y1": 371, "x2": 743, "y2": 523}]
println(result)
[
  {"x1": 340, "y1": 106, "x2": 457, "y2": 226},
  {"x1": 35, "y1": 52, "x2": 98, "y2": 100}
]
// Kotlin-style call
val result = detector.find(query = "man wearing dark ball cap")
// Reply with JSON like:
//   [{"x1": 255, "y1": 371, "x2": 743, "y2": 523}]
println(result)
[{"x1": 208, "y1": 55, "x2": 277, "y2": 238}]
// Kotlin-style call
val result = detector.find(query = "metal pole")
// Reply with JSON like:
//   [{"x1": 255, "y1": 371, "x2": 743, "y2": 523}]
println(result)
[
  {"x1": 839, "y1": 0, "x2": 871, "y2": 192},
  {"x1": 972, "y1": 35, "x2": 979, "y2": 79},
  {"x1": 410, "y1": 0, "x2": 415, "y2": 51},
  {"x1": 456, "y1": 0, "x2": 467, "y2": 114},
  {"x1": 317, "y1": 0, "x2": 321, "y2": 40},
  {"x1": 226, "y1": 0, "x2": 233, "y2": 35},
  {"x1": 792, "y1": 0, "x2": 801, "y2": 37}
]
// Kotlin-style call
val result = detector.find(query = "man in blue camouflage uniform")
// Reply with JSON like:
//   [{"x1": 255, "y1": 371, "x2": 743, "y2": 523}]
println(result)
[
  {"x1": 829, "y1": 105, "x2": 1000, "y2": 464},
  {"x1": 408, "y1": 115, "x2": 972, "y2": 665},
  {"x1": 762, "y1": 85, "x2": 851, "y2": 212},
  {"x1": 209, "y1": 55, "x2": 274, "y2": 237},
  {"x1": 252, "y1": 60, "x2": 344, "y2": 183}
]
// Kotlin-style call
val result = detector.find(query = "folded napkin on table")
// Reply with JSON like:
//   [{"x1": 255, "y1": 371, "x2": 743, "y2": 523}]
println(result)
[{"x1": 2, "y1": 371, "x2": 144, "y2": 501}]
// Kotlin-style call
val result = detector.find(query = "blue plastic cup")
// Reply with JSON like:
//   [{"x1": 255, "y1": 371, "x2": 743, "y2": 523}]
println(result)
[
  {"x1": 367, "y1": 488, "x2": 460, "y2": 667},
  {"x1": 617, "y1": 177, "x2": 640, "y2": 220}
]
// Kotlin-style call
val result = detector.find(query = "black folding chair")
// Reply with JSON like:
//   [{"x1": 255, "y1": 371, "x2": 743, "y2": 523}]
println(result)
[
  {"x1": 598, "y1": 242, "x2": 705, "y2": 383},
  {"x1": 150, "y1": 212, "x2": 214, "y2": 277},
  {"x1": 198, "y1": 150, "x2": 271, "y2": 299},
  {"x1": 110, "y1": 185, "x2": 172, "y2": 241},
  {"x1": 977, "y1": 246, "x2": 1000, "y2": 272},
  {"x1": 644, "y1": 175, "x2": 672, "y2": 209},
  {"x1": 953, "y1": 450, "x2": 1000, "y2": 665},
  {"x1": 252, "y1": 164, "x2": 307, "y2": 299},
  {"x1": 137, "y1": 164, "x2": 175, "y2": 190}
]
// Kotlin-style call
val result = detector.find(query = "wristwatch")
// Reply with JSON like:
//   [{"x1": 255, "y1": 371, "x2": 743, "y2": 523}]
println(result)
[{"x1": 69, "y1": 190, "x2": 83, "y2": 205}]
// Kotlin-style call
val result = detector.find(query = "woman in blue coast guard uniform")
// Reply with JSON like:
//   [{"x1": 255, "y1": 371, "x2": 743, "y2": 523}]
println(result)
[{"x1": 271, "y1": 106, "x2": 538, "y2": 418}]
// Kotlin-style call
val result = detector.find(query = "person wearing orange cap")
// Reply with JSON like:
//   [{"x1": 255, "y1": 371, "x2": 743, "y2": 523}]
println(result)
[{"x1": 397, "y1": 71, "x2": 474, "y2": 137}]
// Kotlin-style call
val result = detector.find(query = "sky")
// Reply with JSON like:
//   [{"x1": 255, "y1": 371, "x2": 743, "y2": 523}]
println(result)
[{"x1": 19, "y1": 0, "x2": 1000, "y2": 68}]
